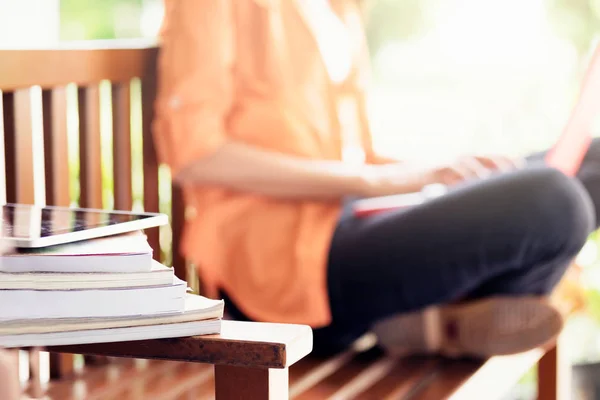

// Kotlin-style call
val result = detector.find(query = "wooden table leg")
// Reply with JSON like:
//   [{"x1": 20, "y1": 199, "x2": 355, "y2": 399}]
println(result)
[
  {"x1": 215, "y1": 365, "x2": 288, "y2": 400},
  {"x1": 538, "y1": 342, "x2": 570, "y2": 400}
]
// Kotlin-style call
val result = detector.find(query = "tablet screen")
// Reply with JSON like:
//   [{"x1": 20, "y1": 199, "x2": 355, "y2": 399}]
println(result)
[{"x1": 1, "y1": 204, "x2": 164, "y2": 246}]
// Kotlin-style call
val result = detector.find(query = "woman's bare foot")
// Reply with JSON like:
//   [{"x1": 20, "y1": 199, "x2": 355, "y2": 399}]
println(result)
[{"x1": 372, "y1": 296, "x2": 563, "y2": 358}]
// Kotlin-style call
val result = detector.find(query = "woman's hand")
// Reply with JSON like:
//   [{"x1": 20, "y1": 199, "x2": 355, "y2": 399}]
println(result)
[
  {"x1": 430, "y1": 155, "x2": 524, "y2": 186},
  {"x1": 359, "y1": 155, "x2": 524, "y2": 197}
]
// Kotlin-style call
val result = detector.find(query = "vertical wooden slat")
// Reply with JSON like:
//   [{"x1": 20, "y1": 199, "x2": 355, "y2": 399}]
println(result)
[
  {"x1": 538, "y1": 343, "x2": 569, "y2": 400},
  {"x1": 27, "y1": 350, "x2": 43, "y2": 398},
  {"x1": 139, "y1": 49, "x2": 187, "y2": 279},
  {"x1": 13, "y1": 89, "x2": 36, "y2": 204},
  {"x1": 1, "y1": 93, "x2": 19, "y2": 388},
  {"x1": 43, "y1": 87, "x2": 70, "y2": 207},
  {"x1": 78, "y1": 84, "x2": 107, "y2": 367},
  {"x1": 0, "y1": 92, "x2": 7, "y2": 205},
  {"x1": 42, "y1": 87, "x2": 75, "y2": 379},
  {"x1": 12, "y1": 89, "x2": 43, "y2": 390},
  {"x1": 112, "y1": 82, "x2": 132, "y2": 211},
  {"x1": 215, "y1": 366, "x2": 289, "y2": 400},
  {"x1": 48, "y1": 353, "x2": 74, "y2": 381},
  {"x1": 78, "y1": 85, "x2": 103, "y2": 209},
  {"x1": 3, "y1": 91, "x2": 16, "y2": 203},
  {"x1": 171, "y1": 185, "x2": 187, "y2": 281},
  {"x1": 141, "y1": 72, "x2": 161, "y2": 262},
  {"x1": 538, "y1": 346, "x2": 558, "y2": 400}
]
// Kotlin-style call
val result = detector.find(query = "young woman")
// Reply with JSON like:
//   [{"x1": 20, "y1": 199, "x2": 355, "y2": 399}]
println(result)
[{"x1": 154, "y1": 0, "x2": 599, "y2": 357}]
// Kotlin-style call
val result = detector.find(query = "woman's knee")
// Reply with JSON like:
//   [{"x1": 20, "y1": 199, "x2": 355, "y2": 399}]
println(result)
[
  {"x1": 526, "y1": 167, "x2": 595, "y2": 255},
  {"x1": 576, "y1": 162, "x2": 600, "y2": 228}
]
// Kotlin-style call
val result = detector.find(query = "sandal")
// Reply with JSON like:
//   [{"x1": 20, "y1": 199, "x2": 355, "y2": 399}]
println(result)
[{"x1": 371, "y1": 296, "x2": 563, "y2": 358}]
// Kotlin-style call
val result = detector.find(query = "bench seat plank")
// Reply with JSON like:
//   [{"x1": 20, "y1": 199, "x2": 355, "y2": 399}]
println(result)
[
  {"x1": 411, "y1": 349, "x2": 544, "y2": 400},
  {"x1": 39, "y1": 349, "x2": 546, "y2": 400},
  {"x1": 38, "y1": 359, "x2": 213, "y2": 400},
  {"x1": 351, "y1": 357, "x2": 440, "y2": 400},
  {"x1": 292, "y1": 347, "x2": 383, "y2": 399}
]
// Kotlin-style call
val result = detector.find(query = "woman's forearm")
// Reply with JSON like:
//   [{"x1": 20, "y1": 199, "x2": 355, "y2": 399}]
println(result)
[
  {"x1": 176, "y1": 141, "x2": 366, "y2": 199},
  {"x1": 175, "y1": 141, "x2": 428, "y2": 199}
]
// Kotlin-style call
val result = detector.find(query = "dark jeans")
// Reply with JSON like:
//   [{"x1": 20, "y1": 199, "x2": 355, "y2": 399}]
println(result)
[{"x1": 313, "y1": 139, "x2": 600, "y2": 354}]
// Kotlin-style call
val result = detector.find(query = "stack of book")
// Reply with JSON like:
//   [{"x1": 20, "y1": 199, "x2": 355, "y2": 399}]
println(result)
[{"x1": 0, "y1": 231, "x2": 224, "y2": 347}]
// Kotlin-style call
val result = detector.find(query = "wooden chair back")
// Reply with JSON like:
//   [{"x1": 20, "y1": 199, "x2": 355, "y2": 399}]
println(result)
[{"x1": 0, "y1": 40, "x2": 195, "y2": 387}]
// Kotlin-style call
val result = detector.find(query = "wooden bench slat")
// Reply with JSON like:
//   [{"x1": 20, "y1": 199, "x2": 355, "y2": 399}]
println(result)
[
  {"x1": 42, "y1": 87, "x2": 71, "y2": 207},
  {"x1": 180, "y1": 386, "x2": 215, "y2": 400},
  {"x1": 157, "y1": 363, "x2": 213, "y2": 400},
  {"x1": 0, "y1": 43, "x2": 158, "y2": 91},
  {"x1": 170, "y1": 365, "x2": 216, "y2": 400},
  {"x1": 293, "y1": 347, "x2": 383, "y2": 399},
  {"x1": 195, "y1": 376, "x2": 217, "y2": 400},
  {"x1": 289, "y1": 357, "x2": 330, "y2": 386},
  {"x1": 112, "y1": 82, "x2": 133, "y2": 211},
  {"x1": 171, "y1": 185, "x2": 187, "y2": 279},
  {"x1": 2, "y1": 91, "x2": 16, "y2": 204},
  {"x1": 0, "y1": 92, "x2": 9, "y2": 204},
  {"x1": 78, "y1": 85, "x2": 103, "y2": 209},
  {"x1": 290, "y1": 349, "x2": 358, "y2": 397},
  {"x1": 118, "y1": 361, "x2": 212, "y2": 400},
  {"x1": 86, "y1": 361, "x2": 177, "y2": 400},
  {"x1": 410, "y1": 360, "x2": 483, "y2": 400},
  {"x1": 27, "y1": 349, "x2": 43, "y2": 398},
  {"x1": 42, "y1": 86, "x2": 76, "y2": 379},
  {"x1": 12, "y1": 89, "x2": 36, "y2": 204},
  {"x1": 49, "y1": 353, "x2": 75, "y2": 381},
  {"x1": 73, "y1": 123, "x2": 115, "y2": 370},
  {"x1": 42, "y1": 359, "x2": 169, "y2": 400},
  {"x1": 327, "y1": 356, "x2": 400, "y2": 399},
  {"x1": 351, "y1": 357, "x2": 439, "y2": 400},
  {"x1": 411, "y1": 350, "x2": 544, "y2": 400},
  {"x1": 141, "y1": 75, "x2": 160, "y2": 261}
]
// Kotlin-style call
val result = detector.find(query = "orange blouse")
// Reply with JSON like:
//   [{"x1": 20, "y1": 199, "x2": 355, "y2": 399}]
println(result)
[{"x1": 153, "y1": 0, "x2": 378, "y2": 327}]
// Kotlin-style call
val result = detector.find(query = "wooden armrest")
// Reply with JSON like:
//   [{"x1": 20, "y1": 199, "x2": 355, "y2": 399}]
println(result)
[{"x1": 46, "y1": 321, "x2": 313, "y2": 369}]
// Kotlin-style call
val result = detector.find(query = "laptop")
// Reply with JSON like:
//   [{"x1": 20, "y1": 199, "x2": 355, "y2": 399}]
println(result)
[{"x1": 354, "y1": 44, "x2": 600, "y2": 218}]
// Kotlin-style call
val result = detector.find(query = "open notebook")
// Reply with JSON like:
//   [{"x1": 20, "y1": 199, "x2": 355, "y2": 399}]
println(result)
[{"x1": 354, "y1": 43, "x2": 600, "y2": 217}]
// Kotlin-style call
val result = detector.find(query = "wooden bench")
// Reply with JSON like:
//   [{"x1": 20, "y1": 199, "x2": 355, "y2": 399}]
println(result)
[{"x1": 0, "y1": 41, "x2": 566, "y2": 399}]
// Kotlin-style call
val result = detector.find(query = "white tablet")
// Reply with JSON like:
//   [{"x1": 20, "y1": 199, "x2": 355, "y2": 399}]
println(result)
[{"x1": 1, "y1": 204, "x2": 168, "y2": 248}]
